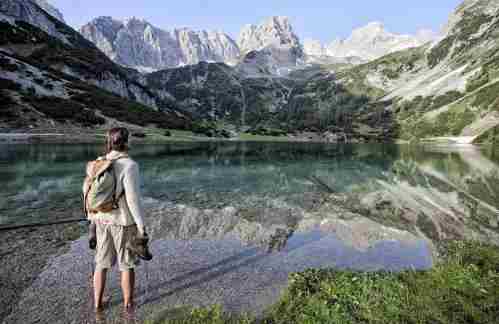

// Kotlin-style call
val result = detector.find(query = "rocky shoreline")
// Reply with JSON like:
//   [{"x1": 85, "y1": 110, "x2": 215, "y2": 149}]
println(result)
[{"x1": 0, "y1": 222, "x2": 85, "y2": 322}]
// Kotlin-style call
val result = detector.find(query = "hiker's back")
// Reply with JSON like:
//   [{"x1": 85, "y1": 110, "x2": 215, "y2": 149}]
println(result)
[{"x1": 86, "y1": 150, "x2": 144, "y2": 228}]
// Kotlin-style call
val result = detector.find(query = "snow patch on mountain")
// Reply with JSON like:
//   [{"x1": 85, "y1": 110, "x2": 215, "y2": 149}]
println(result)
[{"x1": 304, "y1": 22, "x2": 438, "y2": 63}]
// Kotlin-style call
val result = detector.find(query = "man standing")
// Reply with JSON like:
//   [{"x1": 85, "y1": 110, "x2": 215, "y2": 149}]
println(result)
[{"x1": 84, "y1": 127, "x2": 149, "y2": 315}]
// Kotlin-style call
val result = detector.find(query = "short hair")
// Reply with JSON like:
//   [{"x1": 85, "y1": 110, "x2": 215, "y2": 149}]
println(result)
[{"x1": 105, "y1": 127, "x2": 129, "y2": 153}]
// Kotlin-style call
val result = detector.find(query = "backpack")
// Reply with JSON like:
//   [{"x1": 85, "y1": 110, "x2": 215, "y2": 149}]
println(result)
[{"x1": 83, "y1": 156, "x2": 126, "y2": 216}]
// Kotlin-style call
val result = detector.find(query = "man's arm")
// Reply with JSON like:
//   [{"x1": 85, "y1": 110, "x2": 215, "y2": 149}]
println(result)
[{"x1": 123, "y1": 162, "x2": 146, "y2": 235}]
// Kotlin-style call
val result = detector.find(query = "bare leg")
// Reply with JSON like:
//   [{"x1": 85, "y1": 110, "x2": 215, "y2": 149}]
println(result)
[
  {"x1": 94, "y1": 269, "x2": 108, "y2": 309},
  {"x1": 121, "y1": 270, "x2": 135, "y2": 308}
]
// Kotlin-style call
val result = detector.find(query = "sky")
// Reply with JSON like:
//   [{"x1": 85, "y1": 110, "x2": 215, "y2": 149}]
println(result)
[{"x1": 51, "y1": 0, "x2": 462, "y2": 43}]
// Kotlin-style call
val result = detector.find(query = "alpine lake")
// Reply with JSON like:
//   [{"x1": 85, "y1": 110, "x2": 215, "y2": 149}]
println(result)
[{"x1": 1, "y1": 141, "x2": 499, "y2": 323}]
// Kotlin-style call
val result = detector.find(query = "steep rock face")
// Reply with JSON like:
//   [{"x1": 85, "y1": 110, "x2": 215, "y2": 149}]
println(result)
[
  {"x1": 0, "y1": 0, "x2": 68, "y2": 42},
  {"x1": 237, "y1": 47, "x2": 305, "y2": 76},
  {"x1": 236, "y1": 16, "x2": 305, "y2": 75},
  {"x1": 238, "y1": 16, "x2": 302, "y2": 53},
  {"x1": 79, "y1": 16, "x2": 123, "y2": 61},
  {"x1": 34, "y1": 0, "x2": 64, "y2": 22},
  {"x1": 442, "y1": 0, "x2": 499, "y2": 36},
  {"x1": 80, "y1": 17, "x2": 240, "y2": 72},
  {"x1": 326, "y1": 22, "x2": 435, "y2": 61}
]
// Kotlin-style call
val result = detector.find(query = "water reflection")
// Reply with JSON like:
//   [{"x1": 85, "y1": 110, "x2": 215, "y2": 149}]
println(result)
[
  {"x1": 1, "y1": 142, "x2": 499, "y2": 248},
  {"x1": 7, "y1": 142, "x2": 499, "y2": 322}
]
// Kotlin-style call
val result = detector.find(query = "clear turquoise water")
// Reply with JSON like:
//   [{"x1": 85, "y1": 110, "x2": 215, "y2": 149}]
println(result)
[
  {"x1": 1, "y1": 142, "x2": 499, "y2": 228},
  {"x1": 0, "y1": 142, "x2": 393, "y2": 225}
]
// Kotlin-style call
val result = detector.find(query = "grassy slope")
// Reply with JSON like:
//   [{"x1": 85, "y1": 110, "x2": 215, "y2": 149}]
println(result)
[
  {"x1": 331, "y1": 5, "x2": 499, "y2": 142},
  {"x1": 395, "y1": 8, "x2": 499, "y2": 141},
  {"x1": 148, "y1": 241, "x2": 499, "y2": 324},
  {"x1": 336, "y1": 46, "x2": 428, "y2": 101}
]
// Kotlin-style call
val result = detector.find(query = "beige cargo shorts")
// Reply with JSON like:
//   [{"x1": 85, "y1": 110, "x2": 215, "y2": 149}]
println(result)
[{"x1": 95, "y1": 223, "x2": 139, "y2": 272}]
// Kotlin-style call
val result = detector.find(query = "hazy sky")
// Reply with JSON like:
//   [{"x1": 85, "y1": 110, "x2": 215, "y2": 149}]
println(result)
[{"x1": 51, "y1": 0, "x2": 461, "y2": 43}]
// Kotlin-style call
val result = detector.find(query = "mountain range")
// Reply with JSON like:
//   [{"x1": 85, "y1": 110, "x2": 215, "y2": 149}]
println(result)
[
  {"x1": 304, "y1": 22, "x2": 437, "y2": 63},
  {"x1": 81, "y1": 14, "x2": 435, "y2": 72},
  {"x1": 80, "y1": 16, "x2": 240, "y2": 73},
  {"x1": 2, "y1": 0, "x2": 499, "y2": 145}
]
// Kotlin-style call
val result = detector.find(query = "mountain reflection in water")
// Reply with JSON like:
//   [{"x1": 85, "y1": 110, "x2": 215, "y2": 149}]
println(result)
[{"x1": 1, "y1": 142, "x2": 499, "y2": 256}]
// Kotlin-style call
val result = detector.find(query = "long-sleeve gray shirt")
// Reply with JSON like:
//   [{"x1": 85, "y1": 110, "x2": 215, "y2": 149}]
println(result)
[{"x1": 87, "y1": 150, "x2": 146, "y2": 234}]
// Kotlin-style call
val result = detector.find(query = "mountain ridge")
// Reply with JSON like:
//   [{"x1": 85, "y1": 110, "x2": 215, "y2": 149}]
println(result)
[
  {"x1": 80, "y1": 16, "x2": 240, "y2": 72},
  {"x1": 304, "y1": 22, "x2": 437, "y2": 62},
  {"x1": 3, "y1": 0, "x2": 499, "y2": 145}
]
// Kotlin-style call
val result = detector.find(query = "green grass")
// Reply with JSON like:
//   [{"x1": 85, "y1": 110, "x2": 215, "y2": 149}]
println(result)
[{"x1": 149, "y1": 241, "x2": 499, "y2": 324}]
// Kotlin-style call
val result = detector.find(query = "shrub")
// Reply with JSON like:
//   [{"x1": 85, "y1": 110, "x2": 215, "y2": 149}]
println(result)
[
  {"x1": 427, "y1": 36, "x2": 455, "y2": 68},
  {"x1": 23, "y1": 95, "x2": 106, "y2": 127},
  {"x1": 472, "y1": 80, "x2": 499, "y2": 110},
  {"x1": 466, "y1": 69, "x2": 490, "y2": 93},
  {"x1": 0, "y1": 57, "x2": 19, "y2": 72},
  {"x1": 70, "y1": 88, "x2": 189, "y2": 129},
  {"x1": 0, "y1": 78, "x2": 21, "y2": 91}
]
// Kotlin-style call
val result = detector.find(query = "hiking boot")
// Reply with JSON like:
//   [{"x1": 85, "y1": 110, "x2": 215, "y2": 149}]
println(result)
[
  {"x1": 89, "y1": 222, "x2": 97, "y2": 250},
  {"x1": 127, "y1": 233, "x2": 153, "y2": 261}
]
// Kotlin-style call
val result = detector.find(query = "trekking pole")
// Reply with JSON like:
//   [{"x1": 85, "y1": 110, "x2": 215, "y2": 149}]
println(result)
[
  {"x1": 143, "y1": 227, "x2": 152, "y2": 308},
  {"x1": 87, "y1": 245, "x2": 96, "y2": 324}
]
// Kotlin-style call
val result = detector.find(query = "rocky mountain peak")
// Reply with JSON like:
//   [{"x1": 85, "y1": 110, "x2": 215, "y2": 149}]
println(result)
[
  {"x1": 238, "y1": 16, "x2": 302, "y2": 54},
  {"x1": 352, "y1": 21, "x2": 386, "y2": 37},
  {"x1": 123, "y1": 16, "x2": 151, "y2": 29},
  {"x1": 34, "y1": 0, "x2": 64, "y2": 22},
  {"x1": 325, "y1": 22, "x2": 435, "y2": 61},
  {"x1": 443, "y1": 0, "x2": 499, "y2": 37},
  {"x1": 1, "y1": 0, "x2": 69, "y2": 42},
  {"x1": 80, "y1": 17, "x2": 240, "y2": 71}
]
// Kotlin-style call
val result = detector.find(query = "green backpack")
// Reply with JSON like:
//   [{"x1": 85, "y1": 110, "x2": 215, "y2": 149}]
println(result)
[{"x1": 83, "y1": 156, "x2": 126, "y2": 216}]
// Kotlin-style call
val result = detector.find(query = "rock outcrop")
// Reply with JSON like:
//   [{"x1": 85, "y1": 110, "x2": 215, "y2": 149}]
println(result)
[
  {"x1": 237, "y1": 16, "x2": 302, "y2": 53},
  {"x1": 34, "y1": 0, "x2": 64, "y2": 22},
  {"x1": 236, "y1": 16, "x2": 305, "y2": 75},
  {"x1": 80, "y1": 16, "x2": 240, "y2": 72}
]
